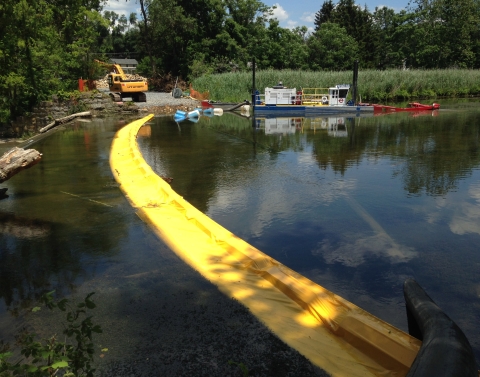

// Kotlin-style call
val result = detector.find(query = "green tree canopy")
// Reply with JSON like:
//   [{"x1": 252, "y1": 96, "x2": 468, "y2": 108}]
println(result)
[{"x1": 306, "y1": 22, "x2": 359, "y2": 71}]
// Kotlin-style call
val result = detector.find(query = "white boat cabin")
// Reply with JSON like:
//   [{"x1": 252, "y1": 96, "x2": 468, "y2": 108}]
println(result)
[
  {"x1": 264, "y1": 87, "x2": 297, "y2": 105},
  {"x1": 263, "y1": 84, "x2": 351, "y2": 106}
]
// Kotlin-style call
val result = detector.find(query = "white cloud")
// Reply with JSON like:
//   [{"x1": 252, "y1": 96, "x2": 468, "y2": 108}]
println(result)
[
  {"x1": 301, "y1": 12, "x2": 315, "y2": 24},
  {"x1": 314, "y1": 233, "x2": 418, "y2": 267},
  {"x1": 374, "y1": 4, "x2": 406, "y2": 12},
  {"x1": 286, "y1": 20, "x2": 298, "y2": 29},
  {"x1": 271, "y1": 3, "x2": 289, "y2": 22},
  {"x1": 104, "y1": 0, "x2": 139, "y2": 17},
  {"x1": 449, "y1": 183, "x2": 480, "y2": 235}
]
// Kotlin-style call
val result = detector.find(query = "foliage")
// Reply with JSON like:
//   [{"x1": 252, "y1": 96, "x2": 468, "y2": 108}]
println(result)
[
  {"x1": 228, "y1": 360, "x2": 249, "y2": 376},
  {"x1": 306, "y1": 23, "x2": 359, "y2": 71},
  {"x1": 0, "y1": 291, "x2": 102, "y2": 377},
  {"x1": 0, "y1": 0, "x2": 106, "y2": 124},
  {"x1": 3, "y1": 0, "x2": 480, "y2": 124},
  {"x1": 56, "y1": 91, "x2": 82, "y2": 103},
  {"x1": 192, "y1": 68, "x2": 480, "y2": 103}
]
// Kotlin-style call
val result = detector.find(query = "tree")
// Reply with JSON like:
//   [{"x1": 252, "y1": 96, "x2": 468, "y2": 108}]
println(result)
[
  {"x1": 137, "y1": 0, "x2": 157, "y2": 75},
  {"x1": 306, "y1": 22, "x2": 359, "y2": 71},
  {"x1": 129, "y1": 12, "x2": 137, "y2": 28},
  {"x1": 312, "y1": 0, "x2": 378, "y2": 68},
  {"x1": 434, "y1": 0, "x2": 477, "y2": 68},
  {"x1": 314, "y1": 0, "x2": 335, "y2": 31},
  {"x1": 372, "y1": 7, "x2": 407, "y2": 69},
  {"x1": 407, "y1": 0, "x2": 478, "y2": 68},
  {"x1": 0, "y1": 0, "x2": 107, "y2": 123},
  {"x1": 255, "y1": 20, "x2": 309, "y2": 70},
  {"x1": 224, "y1": 0, "x2": 274, "y2": 68}
]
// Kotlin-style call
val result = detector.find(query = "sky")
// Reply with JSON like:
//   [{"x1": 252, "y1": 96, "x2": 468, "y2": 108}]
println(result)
[{"x1": 104, "y1": 0, "x2": 411, "y2": 32}]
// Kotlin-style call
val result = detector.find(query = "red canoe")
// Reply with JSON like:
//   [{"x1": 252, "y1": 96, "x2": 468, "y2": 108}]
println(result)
[{"x1": 373, "y1": 102, "x2": 440, "y2": 113}]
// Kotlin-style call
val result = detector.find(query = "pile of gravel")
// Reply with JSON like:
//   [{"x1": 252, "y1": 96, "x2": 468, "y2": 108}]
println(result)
[
  {"x1": 137, "y1": 92, "x2": 202, "y2": 115},
  {"x1": 96, "y1": 89, "x2": 201, "y2": 115},
  {"x1": 137, "y1": 92, "x2": 200, "y2": 108}
]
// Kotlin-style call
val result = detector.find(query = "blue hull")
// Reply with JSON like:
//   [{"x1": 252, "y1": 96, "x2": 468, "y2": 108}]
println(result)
[{"x1": 254, "y1": 104, "x2": 374, "y2": 116}]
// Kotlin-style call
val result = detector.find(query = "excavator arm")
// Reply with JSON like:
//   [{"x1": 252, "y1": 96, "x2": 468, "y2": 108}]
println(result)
[{"x1": 94, "y1": 59, "x2": 126, "y2": 79}]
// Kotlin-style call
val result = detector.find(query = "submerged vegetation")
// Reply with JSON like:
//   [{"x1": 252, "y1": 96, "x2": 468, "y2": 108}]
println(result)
[
  {"x1": 192, "y1": 69, "x2": 480, "y2": 103},
  {"x1": 0, "y1": 292, "x2": 102, "y2": 377}
]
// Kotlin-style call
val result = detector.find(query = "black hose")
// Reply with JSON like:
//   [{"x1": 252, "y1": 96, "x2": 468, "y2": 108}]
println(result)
[{"x1": 404, "y1": 278, "x2": 477, "y2": 377}]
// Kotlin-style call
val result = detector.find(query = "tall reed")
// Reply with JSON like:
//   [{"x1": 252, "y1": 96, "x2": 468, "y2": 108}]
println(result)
[{"x1": 191, "y1": 69, "x2": 480, "y2": 102}]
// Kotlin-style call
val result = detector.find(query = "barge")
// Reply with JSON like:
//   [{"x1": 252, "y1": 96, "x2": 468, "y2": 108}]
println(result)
[
  {"x1": 253, "y1": 84, "x2": 439, "y2": 116},
  {"x1": 253, "y1": 84, "x2": 374, "y2": 116}
]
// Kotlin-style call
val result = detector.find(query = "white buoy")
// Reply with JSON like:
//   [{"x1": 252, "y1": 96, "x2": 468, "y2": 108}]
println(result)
[
  {"x1": 187, "y1": 109, "x2": 201, "y2": 118},
  {"x1": 240, "y1": 105, "x2": 250, "y2": 113}
]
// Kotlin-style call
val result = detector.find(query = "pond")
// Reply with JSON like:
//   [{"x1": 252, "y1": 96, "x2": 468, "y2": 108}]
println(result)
[
  {"x1": 138, "y1": 101, "x2": 480, "y2": 366},
  {"x1": 1, "y1": 101, "x2": 480, "y2": 370}
]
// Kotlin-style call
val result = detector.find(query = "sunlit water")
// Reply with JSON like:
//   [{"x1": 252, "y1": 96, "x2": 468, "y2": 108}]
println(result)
[
  {"x1": 139, "y1": 102, "x2": 480, "y2": 365},
  {"x1": 1, "y1": 101, "x2": 480, "y2": 368}
]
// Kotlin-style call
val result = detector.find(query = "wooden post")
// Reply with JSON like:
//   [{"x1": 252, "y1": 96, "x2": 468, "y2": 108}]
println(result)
[
  {"x1": 252, "y1": 57, "x2": 256, "y2": 114},
  {"x1": 352, "y1": 60, "x2": 359, "y2": 105}
]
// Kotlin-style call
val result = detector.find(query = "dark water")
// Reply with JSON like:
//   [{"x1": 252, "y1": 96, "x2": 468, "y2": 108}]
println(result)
[
  {"x1": 0, "y1": 118, "x2": 165, "y2": 342},
  {"x1": 1, "y1": 102, "x2": 480, "y2": 368},
  {"x1": 138, "y1": 101, "x2": 480, "y2": 366}
]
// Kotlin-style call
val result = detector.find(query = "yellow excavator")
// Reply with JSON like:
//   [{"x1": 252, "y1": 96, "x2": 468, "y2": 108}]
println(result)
[{"x1": 94, "y1": 59, "x2": 148, "y2": 102}]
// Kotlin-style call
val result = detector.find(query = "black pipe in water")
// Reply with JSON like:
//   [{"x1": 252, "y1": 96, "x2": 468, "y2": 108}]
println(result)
[{"x1": 403, "y1": 278, "x2": 477, "y2": 377}]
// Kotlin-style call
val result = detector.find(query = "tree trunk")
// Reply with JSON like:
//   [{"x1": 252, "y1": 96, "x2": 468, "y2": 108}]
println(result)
[
  {"x1": 138, "y1": 0, "x2": 156, "y2": 76},
  {"x1": 0, "y1": 146, "x2": 42, "y2": 183}
]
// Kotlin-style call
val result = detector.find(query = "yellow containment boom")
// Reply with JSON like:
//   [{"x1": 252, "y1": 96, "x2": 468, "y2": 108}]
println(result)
[{"x1": 109, "y1": 115, "x2": 421, "y2": 377}]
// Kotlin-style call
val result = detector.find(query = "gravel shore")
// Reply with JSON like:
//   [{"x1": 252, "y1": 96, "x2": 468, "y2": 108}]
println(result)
[
  {"x1": 131, "y1": 91, "x2": 203, "y2": 115},
  {"x1": 138, "y1": 92, "x2": 201, "y2": 108}
]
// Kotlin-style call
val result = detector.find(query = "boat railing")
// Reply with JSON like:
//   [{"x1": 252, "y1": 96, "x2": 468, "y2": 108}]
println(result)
[
  {"x1": 256, "y1": 93, "x2": 266, "y2": 105},
  {"x1": 301, "y1": 88, "x2": 329, "y2": 105}
]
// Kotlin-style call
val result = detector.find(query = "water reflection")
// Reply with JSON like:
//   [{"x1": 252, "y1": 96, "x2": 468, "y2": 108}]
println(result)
[
  {"x1": 0, "y1": 212, "x2": 50, "y2": 239},
  {"x1": 450, "y1": 182, "x2": 480, "y2": 235},
  {"x1": 255, "y1": 116, "x2": 349, "y2": 137},
  {"x1": 0, "y1": 118, "x2": 133, "y2": 312},
  {"x1": 139, "y1": 109, "x2": 480, "y2": 364},
  {"x1": 2, "y1": 109, "x2": 478, "y2": 366}
]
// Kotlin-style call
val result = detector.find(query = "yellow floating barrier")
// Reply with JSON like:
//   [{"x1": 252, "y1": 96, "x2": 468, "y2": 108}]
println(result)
[{"x1": 110, "y1": 114, "x2": 421, "y2": 377}]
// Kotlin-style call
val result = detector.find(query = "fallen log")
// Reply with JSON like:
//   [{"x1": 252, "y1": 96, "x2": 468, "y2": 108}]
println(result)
[
  {"x1": 39, "y1": 111, "x2": 91, "y2": 133},
  {"x1": 0, "y1": 146, "x2": 42, "y2": 183}
]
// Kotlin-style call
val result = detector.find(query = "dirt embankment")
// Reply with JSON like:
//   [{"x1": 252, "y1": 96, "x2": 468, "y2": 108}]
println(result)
[{"x1": 0, "y1": 92, "x2": 201, "y2": 140}]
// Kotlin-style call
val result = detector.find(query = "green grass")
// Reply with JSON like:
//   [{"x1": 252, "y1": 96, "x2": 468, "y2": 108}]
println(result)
[{"x1": 191, "y1": 69, "x2": 480, "y2": 102}]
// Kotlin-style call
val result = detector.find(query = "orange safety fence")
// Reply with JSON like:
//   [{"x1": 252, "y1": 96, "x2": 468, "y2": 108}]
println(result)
[
  {"x1": 189, "y1": 84, "x2": 210, "y2": 100},
  {"x1": 78, "y1": 79, "x2": 97, "y2": 92}
]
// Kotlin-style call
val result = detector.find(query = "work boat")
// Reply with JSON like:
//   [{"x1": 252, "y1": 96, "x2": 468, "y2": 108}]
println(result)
[{"x1": 253, "y1": 84, "x2": 374, "y2": 116}]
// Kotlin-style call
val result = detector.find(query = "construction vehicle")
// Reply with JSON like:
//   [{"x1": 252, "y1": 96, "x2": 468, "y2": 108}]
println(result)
[{"x1": 94, "y1": 59, "x2": 148, "y2": 102}]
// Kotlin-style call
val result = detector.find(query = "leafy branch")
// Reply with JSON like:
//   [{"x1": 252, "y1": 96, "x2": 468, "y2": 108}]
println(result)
[{"x1": 0, "y1": 291, "x2": 102, "y2": 377}]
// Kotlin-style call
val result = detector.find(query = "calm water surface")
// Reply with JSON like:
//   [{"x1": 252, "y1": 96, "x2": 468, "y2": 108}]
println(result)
[
  {"x1": 1, "y1": 101, "x2": 480, "y2": 368},
  {"x1": 139, "y1": 101, "x2": 480, "y2": 365}
]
